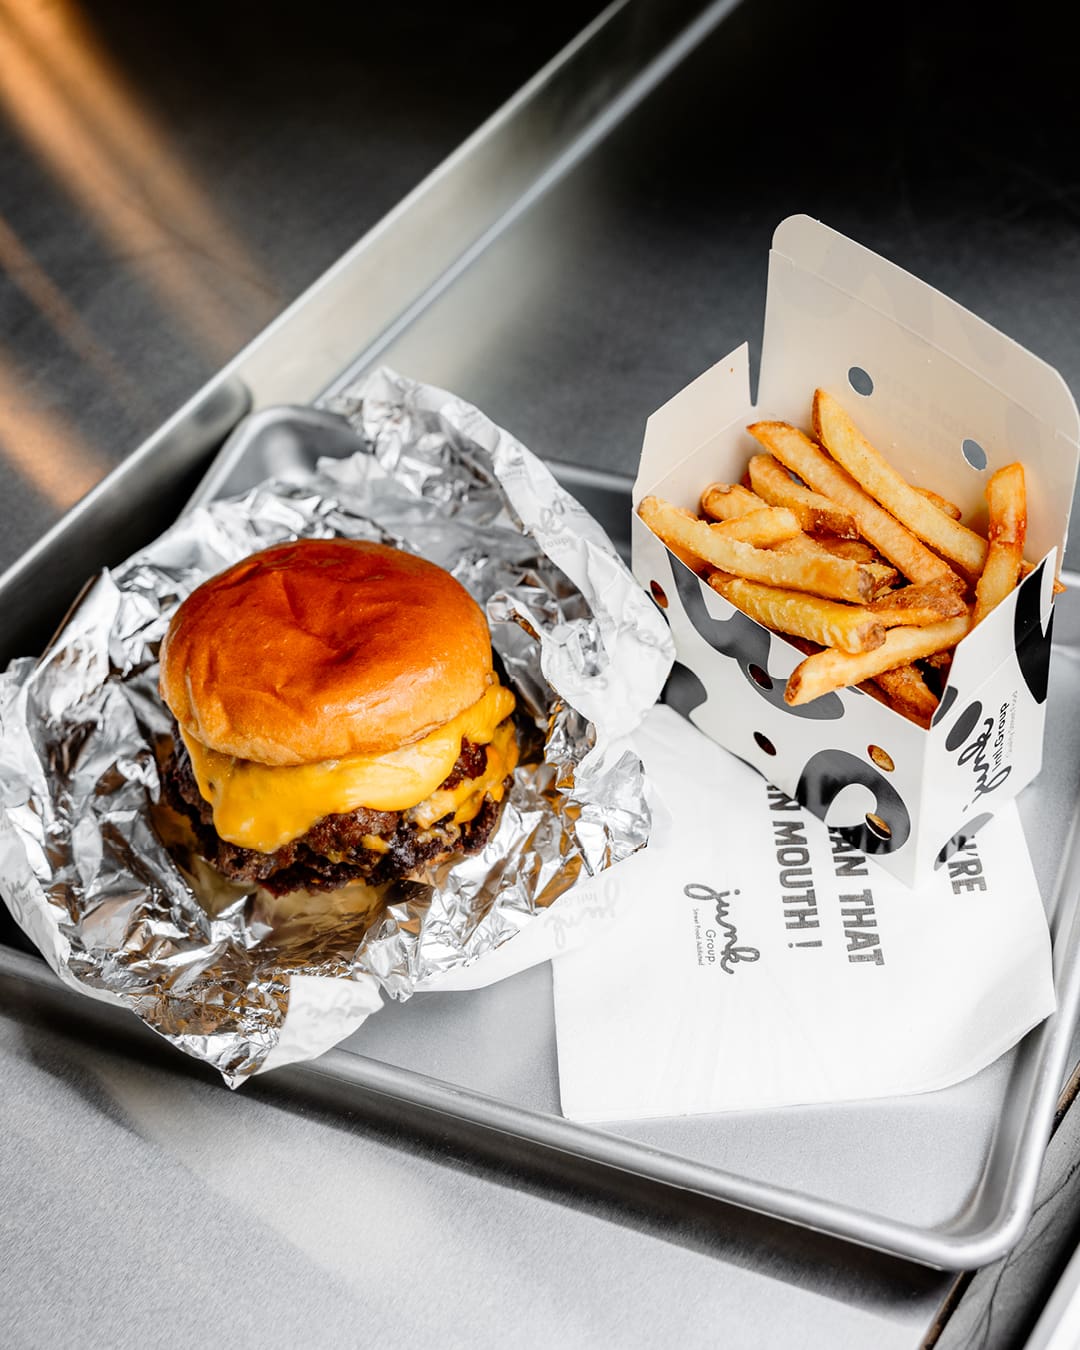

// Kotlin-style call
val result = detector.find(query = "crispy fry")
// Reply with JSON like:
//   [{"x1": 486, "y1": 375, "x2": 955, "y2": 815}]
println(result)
[
  {"x1": 747, "y1": 453, "x2": 859, "y2": 538},
  {"x1": 782, "y1": 634, "x2": 823, "y2": 657},
  {"x1": 870, "y1": 665, "x2": 940, "y2": 728},
  {"x1": 808, "y1": 537, "x2": 879, "y2": 563},
  {"x1": 915, "y1": 486, "x2": 963, "y2": 520},
  {"x1": 712, "y1": 507, "x2": 802, "y2": 548},
  {"x1": 772, "y1": 535, "x2": 897, "y2": 594},
  {"x1": 924, "y1": 648, "x2": 953, "y2": 671},
  {"x1": 973, "y1": 463, "x2": 1026, "y2": 624},
  {"x1": 812, "y1": 389, "x2": 989, "y2": 577},
  {"x1": 665, "y1": 541, "x2": 710, "y2": 575},
  {"x1": 868, "y1": 578, "x2": 969, "y2": 627},
  {"x1": 785, "y1": 616, "x2": 971, "y2": 706},
  {"x1": 700, "y1": 482, "x2": 764, "y2": 521},
  {"x1": 748, "y1": 419, "x2": 963, "y2": 588},
  {"x1": 639, "y1": 496, "x2": 880, "y2": 602},
  {"x1": 708, "y1": 574, "x2": 886, "y2": 654}
]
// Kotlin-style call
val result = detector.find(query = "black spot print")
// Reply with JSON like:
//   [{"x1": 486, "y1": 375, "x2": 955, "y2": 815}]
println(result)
[
  {"x1": 796, "y1": 749, "x2": 912, "y2": 855},
  {"x1": 663, "y1": 662, "x2": 709, "y2": 719},
  {"x1": 1014, "y1": 560, "x2": 1053, "y2": 705},
  {"x1": 669, "y1": 557, "x2": 843, "y2": 720},
  {"x1": 932, "y1": 684, "x2": 959, "y2": 728},
  {"x1": 933, "y1": 813, "x2": 994, "y2": 868},
  {"x1": 945, "y1": 700, "x2": 983, "y2": 752}
]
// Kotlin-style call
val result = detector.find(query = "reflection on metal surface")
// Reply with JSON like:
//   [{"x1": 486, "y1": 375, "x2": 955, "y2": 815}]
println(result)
[
  {"x1": 0, "y1": 345, "x2": 107, "y2": 505},
  {"x1": 0, "y1": 0, "x2": 277, "y2": 355},
  {"x1": 0, "y1": 214, "x2": 142, "y2": 412},
  {"x1": 0, "y1": 374, "x2": 251, "y2": 667}
]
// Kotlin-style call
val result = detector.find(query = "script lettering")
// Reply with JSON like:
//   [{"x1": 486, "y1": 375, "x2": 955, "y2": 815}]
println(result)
[
  {"x1": 957, "y1": 713, "x2": 1012, "y2": 802},
  {"x1": 684, "y1": 883, "x2": 760, "y2": 975}
]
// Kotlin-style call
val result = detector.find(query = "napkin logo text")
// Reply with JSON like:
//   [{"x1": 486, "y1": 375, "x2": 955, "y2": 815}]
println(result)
[{"x1": 684, "y1": 882, "x2": 760, "y2": 974}]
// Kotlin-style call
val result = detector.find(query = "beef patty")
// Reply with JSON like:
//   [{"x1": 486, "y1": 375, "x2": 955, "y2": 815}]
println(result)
[{"x1": 161, "y1": 729, "x2": 507, "y2": 895}]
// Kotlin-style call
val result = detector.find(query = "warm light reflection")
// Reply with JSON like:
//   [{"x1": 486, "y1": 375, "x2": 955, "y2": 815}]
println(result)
[
  {"x1": 0, "y1": 347, "x2": 109, "y2": 508},
  {"x1": 0, "y1": 215, "x2": 144, "y2": 414},
  {"x1": 0, "y1": 0, "x2": 278, "y2": 357}
]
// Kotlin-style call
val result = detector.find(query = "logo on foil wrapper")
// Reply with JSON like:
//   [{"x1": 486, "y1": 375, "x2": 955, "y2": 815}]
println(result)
[{"x1": 685, "y1": 882, "x2": 760, "y2": 974}]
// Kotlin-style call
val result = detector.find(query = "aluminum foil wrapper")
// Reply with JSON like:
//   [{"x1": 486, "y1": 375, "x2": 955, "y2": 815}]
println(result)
[{"x1": 0, "y1": 368, "x2": 674, "y2": 1084}]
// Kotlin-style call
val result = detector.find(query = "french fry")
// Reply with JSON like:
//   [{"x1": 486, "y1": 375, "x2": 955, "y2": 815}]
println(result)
[
  {"x1": 915, "y1": 486, "x2": 963, "y2": 520},
  {"x1": 772, "y1": 535, "x2": 897, "y2": 594},
  {"x1": 708, "y1": 574, "x2": 886, "y2": 654},
  {"x1": 807, "y1": 537, "x2": 879, "y2": 563},
  {"x1": 747, "y1": 454, "x2": 859, "y2": 538},
  {"x1": 639, "y1": 496, "x2": 881, "y2": 602},
  {"x1": 813, "y1": 389, "x2": 989, "y2": 577},
  {"x1": 868, "y1": 578, "x2": 969, "y2": 627},
  {"x1": 869, "y1": 665, "x2": 940, "y2": 728},
  {"x1": 973, "y1": 463, "x2": 1026, "y2": 624},
  {"x1": 712, "y1": 507, "x2": 802, "y2": 548},
  {"x1": 782, "y1": 634, "x2": 824, "y2": 657},
  {"x1": 700, "y1": 483, "x2": 764, "y2": 520},
  {"x1": 665, "y1": 541, "x2": 710, "y2": 575},
  {"x1": 748, "y1": 419, "x2": 964, "y2": 589},
  {"x1": 785, "y1": 615, "x2": 972, "y2": 706}
]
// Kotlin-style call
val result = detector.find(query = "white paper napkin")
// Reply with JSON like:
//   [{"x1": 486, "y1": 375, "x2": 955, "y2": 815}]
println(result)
[{"x1": 552, "y1": 705, "x2": 1056, "y2": 1123}]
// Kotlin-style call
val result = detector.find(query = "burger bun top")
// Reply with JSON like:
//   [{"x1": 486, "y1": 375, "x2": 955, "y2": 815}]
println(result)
[{"x1": 159, "y1": 538, "x2": 495, "y2": 765}]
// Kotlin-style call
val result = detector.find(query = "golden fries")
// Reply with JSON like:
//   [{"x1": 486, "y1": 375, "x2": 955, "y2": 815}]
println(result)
[
  {"x1": 868, "y1": 578, "x2": 969, "y2": 627},
  {"x1": 807, "y1": 537, "x2": 879, "y2": 563},
  {"x1": 786, "y1": 617, "x2": 971, "y2": 707},
  {"x1": 748, "y1": 419, "x2": 964, "y2": 589},
  {"x1": 813, "y1": 389, "x2": 988, "y2": 577},
  {"x1": 708, "y1": 575, "x2": 886, "y2": 654},
  {"x1": 637, "y1": 387, "x2": 1045, "y2": 725},
  {"x1": 915, "y1": 486, "x2": 962, "y2": 520},
  {"x1": 973, "y1": 463, "x2": 1026, "y2": 624},
  {"x1": 700, "y1": 483, "x2": 763, "y2": 521},
  {"x1": 747, "y1": 453, "x2": 859, "y2": 538},
  {"x1": 771, "y1": 535, "x2": 897, "y2": 591},
  {"x1": 868, "y1": 665, "x2": 941, "y2": 729},
  {"x1": 711, "y1": 507, "x2": 802, "y2": 548},
  {"x1": 638, "y1": 496, "x2": 881, "y2": 602}
]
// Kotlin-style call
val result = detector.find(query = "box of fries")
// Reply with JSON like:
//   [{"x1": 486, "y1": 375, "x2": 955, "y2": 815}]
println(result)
[{"x1": 632, "y1": 215, "x2": 1079, "y2": 885}]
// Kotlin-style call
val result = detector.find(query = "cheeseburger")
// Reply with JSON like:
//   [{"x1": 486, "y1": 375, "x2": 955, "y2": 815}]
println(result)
[{"x1": 157, "y1": 538, "x2": 519, "y2": 896}]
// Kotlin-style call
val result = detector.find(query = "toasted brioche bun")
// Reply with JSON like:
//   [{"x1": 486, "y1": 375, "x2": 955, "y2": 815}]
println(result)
[{"x1": 159, "y1": 538, "x2": 495, "y2": 765}]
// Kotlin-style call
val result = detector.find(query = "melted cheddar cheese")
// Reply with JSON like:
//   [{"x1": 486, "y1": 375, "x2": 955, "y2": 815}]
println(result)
[
  {"x1": 410, "y1": 719, "x2": 518, "y2": 830},
  {"x1": 182, "y1": 682, "x2": 516, "y2": 853}
]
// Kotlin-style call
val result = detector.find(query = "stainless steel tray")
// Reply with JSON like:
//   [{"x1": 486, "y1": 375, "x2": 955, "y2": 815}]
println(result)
[
  {"x1": 4, "y1": 401, "x2": 1080, "y2": 1272},
  {"x1": 2, "y1": 0, "x2": 1080, "y2": 1281}
]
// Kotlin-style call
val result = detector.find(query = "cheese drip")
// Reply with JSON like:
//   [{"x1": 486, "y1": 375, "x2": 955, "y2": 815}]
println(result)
[
  {"x1": 182, "y1": 682, "x2": 516, "y2": 853},
  {"x1": 410, "y1": 719, "x2": 518, "y2": 830}
]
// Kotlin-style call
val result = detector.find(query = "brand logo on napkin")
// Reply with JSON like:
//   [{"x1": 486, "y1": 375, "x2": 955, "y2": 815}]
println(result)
[{"x1": 685, "y1": 882, "x2": 760, "y2": 974}]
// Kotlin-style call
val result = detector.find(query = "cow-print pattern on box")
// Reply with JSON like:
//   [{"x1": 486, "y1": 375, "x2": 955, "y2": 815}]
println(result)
[{"x1": 670, "y1": 558, "x2": 843, "y2": 720}]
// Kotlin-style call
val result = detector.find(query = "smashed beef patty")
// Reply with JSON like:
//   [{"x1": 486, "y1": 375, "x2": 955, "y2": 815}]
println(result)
[{"x1": 161, "y1": 731, "x2": 504, "y2": 895}]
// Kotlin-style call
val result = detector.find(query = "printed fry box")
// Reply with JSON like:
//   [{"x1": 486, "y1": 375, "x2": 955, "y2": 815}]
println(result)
[{"x1": 632, "y1": 215, "x2": 1080, "y2": 886}]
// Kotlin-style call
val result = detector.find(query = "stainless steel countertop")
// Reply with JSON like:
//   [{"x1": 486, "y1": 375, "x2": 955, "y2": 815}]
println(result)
[
  {"x1": 3, "y1": 1, "x2": 1080, "y2": 1346},
  {"x1": 0, "y1": 0, "x2": 597, "y2": 571}
]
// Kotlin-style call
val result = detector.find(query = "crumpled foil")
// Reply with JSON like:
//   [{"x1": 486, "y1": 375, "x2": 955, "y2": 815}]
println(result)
[{"x1": 0, "y1": 367, "x2": 674, "y2": 1084}]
